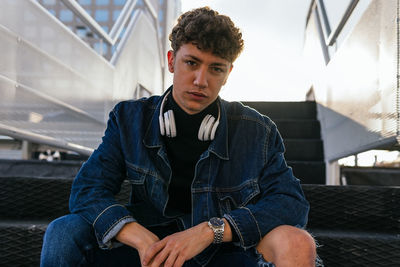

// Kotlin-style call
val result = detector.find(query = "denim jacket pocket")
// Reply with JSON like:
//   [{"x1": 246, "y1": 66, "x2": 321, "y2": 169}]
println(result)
[
  {"x1": 216, "y1": 179, "x2": 260, "y2": 215},
  {"x1": 125, "y1": 163, "x2": 154, "y2": 204}
]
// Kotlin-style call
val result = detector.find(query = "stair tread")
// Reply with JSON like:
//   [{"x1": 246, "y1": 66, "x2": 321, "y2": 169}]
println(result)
[
  {"x1": 310, "y1": 228, "x2": 400, "y2": 238},
  {"x1": 0, "y1": 219, "x2": 50, "y2": 227}
]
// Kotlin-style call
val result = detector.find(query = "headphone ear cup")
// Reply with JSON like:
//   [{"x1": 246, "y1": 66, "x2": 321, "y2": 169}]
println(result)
[
  {"x1": 164, "y1": 110, "x2": 176, "y2": 137},
  {"x1": 209, "y1": 120, "x2": 219, "y2": 140},
  {"x1": 198, "y1": 115, "x2": 210, "y2": 141},
  {"x1": 198, "y1": 115, "x2": 216, "y2": 141},
  {"x1": 168, "y1": 110, "x2": 176, "y2": 137},
  {"x1": 204, "y1": 116, "x2": 216, "y2": 141},
  {"x1": 164, "y1": 111, "x2": 171, "y2": 137},
  {"x1": 159, "y1": 114, "x2": 165, "y2": 136}
]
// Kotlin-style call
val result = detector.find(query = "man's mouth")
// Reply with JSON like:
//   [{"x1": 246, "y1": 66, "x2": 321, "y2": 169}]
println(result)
[{"x1": 188, "y1": 91, "x2": 207, "y2": 98}]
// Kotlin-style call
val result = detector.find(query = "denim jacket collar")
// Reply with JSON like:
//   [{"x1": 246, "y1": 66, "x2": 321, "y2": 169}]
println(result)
[{"x1": 143, "y1": 87, "x2": 229, "y2": 161}]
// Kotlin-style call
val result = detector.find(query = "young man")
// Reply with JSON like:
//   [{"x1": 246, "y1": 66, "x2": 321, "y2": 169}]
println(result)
[{"x1": 41, "y1": 7, "x2": 317, "y2": 267}]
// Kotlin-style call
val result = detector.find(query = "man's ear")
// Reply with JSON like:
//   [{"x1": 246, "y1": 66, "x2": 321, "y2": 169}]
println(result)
[
  {"x1": 167, "y1": 50, "x2": 174, "y2": 73},
  {"x1": 222, "y1": 64, "x2": 234, "y2": 85}
]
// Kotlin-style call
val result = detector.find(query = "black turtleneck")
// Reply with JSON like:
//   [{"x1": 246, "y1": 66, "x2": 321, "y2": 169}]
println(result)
[{"x1": 164, "y1": 93, "x2": 218, "y2": 214}]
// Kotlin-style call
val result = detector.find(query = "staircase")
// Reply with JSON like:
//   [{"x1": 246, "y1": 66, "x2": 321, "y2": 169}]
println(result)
[
  {"x1": 1, "y1": 102, "x2": 400, "y2": 266},
  {"x1": 243, "y1": 101, "x2": 325, "y2": 184}
]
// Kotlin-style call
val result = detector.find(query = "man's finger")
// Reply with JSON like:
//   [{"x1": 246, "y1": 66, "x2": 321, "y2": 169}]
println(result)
[
  {"x1": 142, "y1": 240, "x2": 165, "y2": 265},
  {"x1": 163, "y1": 249, "x2": 179, "y2": 267},
  {"x1": 173, "y1": 255, "x2": 186, "y2": 267}
]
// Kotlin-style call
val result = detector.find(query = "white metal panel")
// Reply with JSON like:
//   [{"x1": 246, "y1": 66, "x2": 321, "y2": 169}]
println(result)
[
  {"x1": 304, "y1": 0, "x2": 399, "y2": 161},
  {"x1": 0, "y1": 0, "x2": 114, "y2": 122},
  {"x1": 112, "y1": 11, "x2": 163, "y2": 100}
]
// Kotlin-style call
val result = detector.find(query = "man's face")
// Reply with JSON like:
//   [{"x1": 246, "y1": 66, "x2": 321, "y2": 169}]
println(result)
[{"x1": 167, "y1": 43, "x2": 232, "y2": 115}]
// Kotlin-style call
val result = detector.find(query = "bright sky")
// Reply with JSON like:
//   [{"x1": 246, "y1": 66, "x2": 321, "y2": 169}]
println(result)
[{"x1": 180, "y1": 0, "x2": 311, "y2": 101}]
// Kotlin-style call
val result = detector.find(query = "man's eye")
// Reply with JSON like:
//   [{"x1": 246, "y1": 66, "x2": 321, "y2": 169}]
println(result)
[
  {"x1": 212, "y1": 67, "x2": 224, "y2": 73},
  {"x1": 186, "y1": 60, "x2": 196, "y2": 66}
]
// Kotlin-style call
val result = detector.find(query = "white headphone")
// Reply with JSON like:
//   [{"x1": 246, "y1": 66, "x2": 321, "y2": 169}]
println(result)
[{"x1": 158, "y1": 91, "x2": 220, "y2": 141}]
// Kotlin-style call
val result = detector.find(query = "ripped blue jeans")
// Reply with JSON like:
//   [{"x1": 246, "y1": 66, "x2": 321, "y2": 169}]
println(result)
[{"x1": 41, "y1": 214, "x2": 274, "y2": 267}]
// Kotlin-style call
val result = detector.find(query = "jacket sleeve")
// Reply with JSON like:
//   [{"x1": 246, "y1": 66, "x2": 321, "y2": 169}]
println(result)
[
  {"x1": 69, "y1": 103, "x2": 135, "y2": 249},
  {"x1": 223, "y1": 122, "x2": 310, "y2": 249}
]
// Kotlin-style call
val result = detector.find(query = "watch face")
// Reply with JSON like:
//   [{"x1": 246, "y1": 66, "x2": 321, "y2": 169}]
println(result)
[{"x1": 210, "y1": 217, "x2": 224, "y2": 227}]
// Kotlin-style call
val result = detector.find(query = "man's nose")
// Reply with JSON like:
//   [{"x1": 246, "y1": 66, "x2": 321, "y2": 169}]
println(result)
[{"x1": 193, "y1": 67, "x2": 208, "y2": 88}]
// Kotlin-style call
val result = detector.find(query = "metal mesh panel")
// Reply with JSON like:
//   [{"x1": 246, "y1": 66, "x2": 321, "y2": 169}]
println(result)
[
  {"x1": 314, "y1": 230, "x2": 400, "y2": 267},
  {"x1": 0, "y1": 222, "x2": 47, "y2": 266},
  {"x1": 0, "y1": 176, "x2": 131, "y2": 220},
  {"x1": 304, "y1": 185, "x2": 400, "y2": 232}
]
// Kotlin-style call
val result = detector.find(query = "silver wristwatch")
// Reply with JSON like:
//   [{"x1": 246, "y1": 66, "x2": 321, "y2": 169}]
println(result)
[{"x1": 208, "y1": 217, "x2": 225, "y2": 244}]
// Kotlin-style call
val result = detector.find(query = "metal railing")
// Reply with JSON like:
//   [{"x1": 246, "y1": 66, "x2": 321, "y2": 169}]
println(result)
[{"x1": 309, "y1": 0, "x2": 360, "y2": 63}]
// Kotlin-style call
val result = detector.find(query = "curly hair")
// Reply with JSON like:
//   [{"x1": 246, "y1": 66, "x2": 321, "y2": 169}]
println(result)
[{"x1": 169, "y1": 7, "x2": 244, "y2": 62}]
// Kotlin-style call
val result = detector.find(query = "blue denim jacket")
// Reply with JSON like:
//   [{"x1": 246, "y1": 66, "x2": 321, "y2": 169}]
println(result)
[{"x1": 69, "y1": 89, "x2": 309, "y2": 266}]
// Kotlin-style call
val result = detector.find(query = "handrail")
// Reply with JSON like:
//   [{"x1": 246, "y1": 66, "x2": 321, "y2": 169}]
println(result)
[
  {"x1": 0, "y1": 123, "x2": 94, "y2": 156},
  {"x1": 60, "y1": 0, "x2": 158, "y2": 47},
  {"x1": 143, "y1": 0, "x2": 158, "y2": 20},
  {"x1": 326, "y1": 0, "x2": 359, "y2": 46},
  {"x1": 314, "y1": 7, "x2": 330, "y2": 64},
  {"x1": 60, "y1": 0, "x2": 113, "y2": 45},
  {"x1": 109, "y1": 0, "x2": 137, "y2": 43},
  {"x1": 316, "y1": 0, "x2": 331, "y2": 41},
  {"x1": 110, "y1": 11, "x2": 141, "y2": 65},
  {"x1": 142, "y1": 0, "x2": 165, "y2": 72},
  {"x1": 59, "y1": 0, "x2": 163, "y2": 70}
]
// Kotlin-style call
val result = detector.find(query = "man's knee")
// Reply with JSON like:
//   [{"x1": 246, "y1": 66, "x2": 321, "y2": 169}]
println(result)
[
  {"x1": 256, "y1": 225, "x2": 316, "y2": 265},
  {"x1": 41, "y1": 214, "x2": 94, "y2": 266},
  {"x1": 45, "y1": 214, "x2": 90, "y2": 240},
  {"x1": 43, "y1": 214, "x2": 94, "y2": 256}
]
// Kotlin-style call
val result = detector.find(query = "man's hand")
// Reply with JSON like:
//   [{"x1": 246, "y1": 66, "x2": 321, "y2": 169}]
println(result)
[
  {"x1": 142, "y1": 222, "x2": 214, "y2": 267},
  {"x1": 142, "y1": 219, "x2": 233, "y2": 267},
  {"x1": 115, "y1": 222, "x2": 160, "y2": 265}
]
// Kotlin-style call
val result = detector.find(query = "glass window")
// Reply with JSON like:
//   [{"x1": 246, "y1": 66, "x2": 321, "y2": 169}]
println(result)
[
  {"x1": 47, "y1": 9, "x2": 56, "y2": 16},
  {"x1": 78, "y1": 0, "x2": 91, "y2": 5},
  {"x1": 43, "y1": 0, "x2": 56, "y2": 5},
  {"x1": 113, "y1": 10, "x2": 121, "y2": 21},
  {"x1": 96, "y1": 0, "x2": 109, "y2": 5},
  {"x1": 59, "y1": 10, "x2": 73, "y2": 22},
  {"x1": 76, "y1": 27, "x2": 87, "y2": 38},
  {"x1": 158, "y1": 10, "x2": 164, "y2": 21},
  {"x1": 102, "y1": 26, "x2": 109, "y2": 33},
  {"x1": 114, "y1": 0, "x2": 126, "y2": 5},
  {"x1": 94, "y1": 42, "x2": 108, "y2": 56},
  {"x1": 95, "y1": 10, "x2": 109, "y2": 22}
]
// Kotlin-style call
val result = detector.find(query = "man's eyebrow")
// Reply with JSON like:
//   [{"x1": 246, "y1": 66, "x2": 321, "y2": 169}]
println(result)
[{"x1": 184, "y1": 54, "x2": 229, "y2": 67}]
